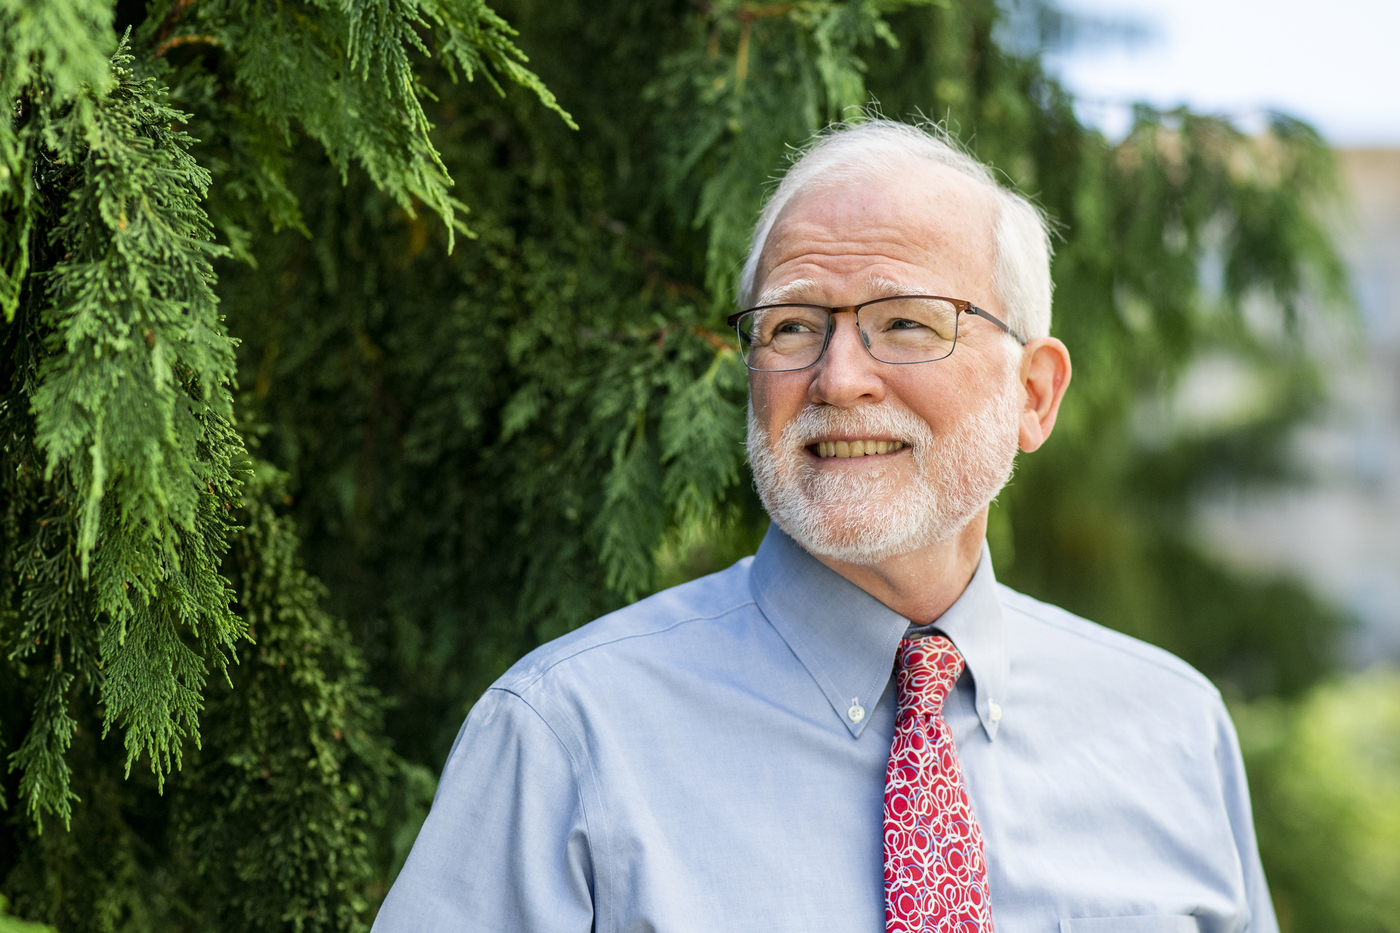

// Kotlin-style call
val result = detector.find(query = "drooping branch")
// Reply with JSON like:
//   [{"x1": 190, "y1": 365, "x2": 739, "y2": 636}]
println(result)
[
  {"x1": 151, "y1": 0, "x2": 197, "y2": 51},
  {"x1": 154, "y1": 33, "x2": 223, "y2": 58}
]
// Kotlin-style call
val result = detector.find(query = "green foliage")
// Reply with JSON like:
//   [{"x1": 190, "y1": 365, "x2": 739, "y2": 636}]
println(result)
[
  {"x1": 1233, "y1": 671, "x2": 1400, "y2": 932},
  {"x1": 3, "y1": 0, "x2": 566, "y2": 927},
  {"x1": 1, "y1": 465, "x2": 397, "y2": 931},
  {"x1": 0, "y1": 0, "x2": 1376, "y2": 928},
  {"x1": 170, "y1": 463, "x2": 394, "y2": 933},
  {"x1": 144, "y1": 0, "x2": 571, "y2": 253},
  {"x1": 0, "y1": 0, "x2": 114, "y2": 320},
  {"x1": 3, "y1": 723, "x2": 174, "y2": 932},
  {"x1": 648, "y1": 0, "x2": 927, "y2": 303},
  {"x1": 4, "y1": 39, "x2": 245, "y2": 832},
  {"x1": 987, "y1": 109, "x2": 1348, "y2": 696},
  {"x1": 0, "y1": 895, "x2": 55, "y2": 933}
]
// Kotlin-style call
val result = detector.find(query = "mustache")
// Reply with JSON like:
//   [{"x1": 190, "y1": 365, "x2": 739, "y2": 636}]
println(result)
[{"x1": 775, "y1": 402, "x2": 934, "y2": 450}]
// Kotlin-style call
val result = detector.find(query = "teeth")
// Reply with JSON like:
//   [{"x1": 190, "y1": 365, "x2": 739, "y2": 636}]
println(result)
[{"x1": 815, "y1": 440, "x2": 905, "y2": 458}]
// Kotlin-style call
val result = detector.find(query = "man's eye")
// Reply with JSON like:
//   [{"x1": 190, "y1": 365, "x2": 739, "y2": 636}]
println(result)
[
  {"x1": 888, "y1": 318, "x2": 927, "y2": 331},
  {"x1": 775, "y1": 319, "x2": 816, "y2": 334}
]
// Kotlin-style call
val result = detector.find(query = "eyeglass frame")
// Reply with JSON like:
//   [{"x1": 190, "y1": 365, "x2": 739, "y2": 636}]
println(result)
[{"x1": 726, "y1": 295, "x2": 1029, "y2": 373}]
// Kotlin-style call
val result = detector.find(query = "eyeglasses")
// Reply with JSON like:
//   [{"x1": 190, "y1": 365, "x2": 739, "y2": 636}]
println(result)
[{"x1": 727, "y1": 296, "x2": 1027, "y2": 373}]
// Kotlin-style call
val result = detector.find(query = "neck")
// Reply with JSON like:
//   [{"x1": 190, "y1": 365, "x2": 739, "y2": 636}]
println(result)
[{"x1": 810, "y1": 507, "x2": 989, "y2": 624}]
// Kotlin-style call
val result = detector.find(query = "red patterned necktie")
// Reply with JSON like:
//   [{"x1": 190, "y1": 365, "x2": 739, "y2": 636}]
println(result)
[{"x1": 884, "y1": 635, "x2": 994, "y2": 933}]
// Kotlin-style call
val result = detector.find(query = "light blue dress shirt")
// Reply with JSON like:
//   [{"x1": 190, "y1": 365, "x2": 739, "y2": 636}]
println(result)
[{"x1": 375, "y1": 526, "x2": 1277, "y2": 933}]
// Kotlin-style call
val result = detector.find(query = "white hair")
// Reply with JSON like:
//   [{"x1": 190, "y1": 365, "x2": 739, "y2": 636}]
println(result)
[{"x1": 737, "y1": 119, "x2": 1055, "y2": 340}]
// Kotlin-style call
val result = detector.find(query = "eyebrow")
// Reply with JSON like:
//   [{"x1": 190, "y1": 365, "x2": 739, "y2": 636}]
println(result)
[
  {"x1": 754, "y1": 278, "x2": 821, "y2": 307},
  {"x1": 753, "y1": 274, "x2": 933, "y2": 307},
  {"x1": 862, "y1": 275, "x2": 930, "y2": 299}
]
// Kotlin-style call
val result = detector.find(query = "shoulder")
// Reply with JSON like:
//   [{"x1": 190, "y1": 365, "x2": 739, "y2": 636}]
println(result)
[
  {"x1": 997, "y1": 583, "x2": 1221, "y2": 702},
  {"x1": 493, "y1": 556, "x2": 760, "y2": 698},
  {"x1": 994, "y1": 585, "x2": 1240, "y2": 781}
]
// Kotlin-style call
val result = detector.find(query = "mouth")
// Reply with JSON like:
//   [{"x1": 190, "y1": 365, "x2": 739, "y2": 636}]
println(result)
[{"x1": 809, "y1": 439, "x2": 907, "y2": 459}]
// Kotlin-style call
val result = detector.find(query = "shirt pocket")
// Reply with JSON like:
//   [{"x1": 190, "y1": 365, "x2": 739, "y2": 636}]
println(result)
[{"x1": 1059, "y1": 918, "x2": 1199, "y2": 933}]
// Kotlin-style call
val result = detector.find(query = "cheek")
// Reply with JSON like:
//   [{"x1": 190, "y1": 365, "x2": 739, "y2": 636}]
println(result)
[
  {"x1": 750, "y1": 373, "x2": 808, "y2": 433},
  {"x1": 885, "y1": 374, "x2": 962, "y2": 429},
  {"x1": 890, "y1": 349, "x2": 1008, "y2": 426}
]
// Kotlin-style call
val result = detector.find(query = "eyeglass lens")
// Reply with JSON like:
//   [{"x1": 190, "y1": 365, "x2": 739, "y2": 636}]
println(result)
[{"x1": 735, "y1": 298, "x2": 960, "y2": 372}]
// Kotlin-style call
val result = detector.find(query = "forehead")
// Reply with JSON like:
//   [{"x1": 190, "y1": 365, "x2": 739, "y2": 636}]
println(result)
[{"x1": 754, "y1": 162, "x2": 997, "y2": 302}]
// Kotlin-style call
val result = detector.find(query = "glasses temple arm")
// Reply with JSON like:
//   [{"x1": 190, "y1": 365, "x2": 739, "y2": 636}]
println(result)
[{"x1": 966, "y1": 306, "x2": 1029, "y2": 347}]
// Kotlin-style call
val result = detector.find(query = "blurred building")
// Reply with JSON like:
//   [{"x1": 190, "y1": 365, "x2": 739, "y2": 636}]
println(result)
[{"x1": 1197, "y1": 149, "x2": 1400, "y2": 664}]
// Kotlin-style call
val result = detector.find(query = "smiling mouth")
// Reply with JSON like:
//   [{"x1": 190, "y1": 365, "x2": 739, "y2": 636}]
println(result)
[{"x1": 812, "y1": 440, "x2": 907, "y2": 458}]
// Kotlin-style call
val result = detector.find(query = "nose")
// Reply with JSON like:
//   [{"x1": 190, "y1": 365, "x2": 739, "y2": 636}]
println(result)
[{"x1": 807, "y1": 311, "x2": 886, "y2": 408}]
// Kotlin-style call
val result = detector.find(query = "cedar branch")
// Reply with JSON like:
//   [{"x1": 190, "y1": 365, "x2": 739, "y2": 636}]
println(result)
[
  {"x1": 151, "y1": 0, "x2": 197, "y2": 50},
  {"x1": 154, "y1": 34, "x2": 224, "y2": 58}
]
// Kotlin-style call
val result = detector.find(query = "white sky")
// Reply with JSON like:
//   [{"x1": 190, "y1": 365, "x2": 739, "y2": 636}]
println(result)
[{"x1": 1043, "y1": 0, "x2": 1400, "y2": 146}]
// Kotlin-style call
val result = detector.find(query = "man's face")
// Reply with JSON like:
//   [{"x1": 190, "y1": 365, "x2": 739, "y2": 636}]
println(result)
[{"x1": 746, "y1": 164, "x2": 1025, "y2": 564}]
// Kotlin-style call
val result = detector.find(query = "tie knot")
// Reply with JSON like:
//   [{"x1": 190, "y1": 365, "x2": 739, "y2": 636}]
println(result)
[{"x1": 895, "y1": 635, "x2": 964, "y2": 714}]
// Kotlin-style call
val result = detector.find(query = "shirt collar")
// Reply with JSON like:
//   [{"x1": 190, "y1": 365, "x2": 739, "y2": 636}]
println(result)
[
  {"x1": 748, "y1": 524, "x2": 1009, "y2": 742},
  {"x1": 906, "y1": 545, "x2": 1009, "y2": 742}
]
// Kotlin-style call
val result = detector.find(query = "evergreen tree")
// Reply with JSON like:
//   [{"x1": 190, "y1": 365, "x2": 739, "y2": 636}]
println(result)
[
  {"x1": 2, "y1": 0, "x2": 560, "y2": 927},
  {"x1": 1, "y1": 0, "x2": 1355, "y2": 928}
]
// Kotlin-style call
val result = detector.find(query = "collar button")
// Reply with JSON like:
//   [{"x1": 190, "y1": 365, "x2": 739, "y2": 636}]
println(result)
[{"x1": 847, "y1": 700, "x2": 866, "y2": 723}]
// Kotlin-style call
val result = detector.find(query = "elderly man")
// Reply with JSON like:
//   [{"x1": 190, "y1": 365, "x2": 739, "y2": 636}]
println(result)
[{"x1": 374, "y1": 121, "x2": 1276, "y2": 933}]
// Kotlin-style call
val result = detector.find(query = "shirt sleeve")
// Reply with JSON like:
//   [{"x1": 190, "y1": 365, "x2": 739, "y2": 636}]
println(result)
[
  {"x1": 372, "y1": 688, "x2": 595, "y2": 933},
  {"x1": 1215, "y1": 703, "x2": 1280, "y2": 933}
]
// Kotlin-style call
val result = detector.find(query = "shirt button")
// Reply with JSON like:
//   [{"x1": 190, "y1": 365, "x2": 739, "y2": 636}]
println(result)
[
  {"x1": 989, "y1": 702, "x2": 1002, "y2": 722},
  {"x1": 847, "y1": 700, "x2": 865, "y2": 723}
]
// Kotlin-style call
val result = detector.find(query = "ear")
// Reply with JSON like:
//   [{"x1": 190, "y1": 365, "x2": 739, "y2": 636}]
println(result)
[{"x1": 1017, "y1": 337, "x2": 1072, "y2": 453}]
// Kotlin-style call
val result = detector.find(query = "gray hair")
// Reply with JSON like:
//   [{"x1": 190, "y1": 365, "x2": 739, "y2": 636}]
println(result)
[{"x1": 737, "y1": 119, "x2": 1054, "y2": 340}]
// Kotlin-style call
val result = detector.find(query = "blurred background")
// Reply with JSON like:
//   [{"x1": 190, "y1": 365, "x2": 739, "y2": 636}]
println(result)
[
  {"x1": 1033, "y1": 1, "x2": 1400, "y2": 925},
  {"x1": 1041, "y1": 0, "x2": 1400, "y2": 666}
]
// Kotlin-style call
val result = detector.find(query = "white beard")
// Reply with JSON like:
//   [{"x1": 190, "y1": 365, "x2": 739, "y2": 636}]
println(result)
[{"x1": 747, "y1": 369, "x2": 1023, "y2": 565}]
